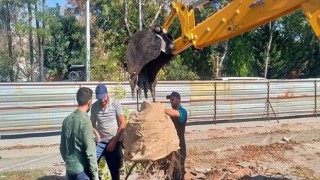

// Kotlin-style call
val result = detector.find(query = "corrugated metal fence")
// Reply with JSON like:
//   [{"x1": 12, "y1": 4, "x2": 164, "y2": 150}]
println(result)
[{"x1": 0, "y1": 79, "x2": 319, "y2": 136}]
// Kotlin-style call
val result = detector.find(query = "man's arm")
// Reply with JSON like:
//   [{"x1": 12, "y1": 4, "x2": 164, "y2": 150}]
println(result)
[
  {"x1": 59, "y1": 128, "x2": 66, "y2": 161},
  {"x1": 165, "y1": 108, "x2": 187, "y2": 123},
  {"x1": 90, "y1": 108, "x2": 97, "y2": 129},
  {"x1": 165, "y1": 109, "x2": 180, "y2": 118},
  {"x1": 93, "y1": 127, "x2": 100, "y2": 143},
  {"x1": 82, "y1": 120, "x2": 98, "y2": 180}
]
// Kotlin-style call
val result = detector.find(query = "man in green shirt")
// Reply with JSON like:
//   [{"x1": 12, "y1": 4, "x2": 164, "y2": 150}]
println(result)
[{"x1": 60, "y1": 87, "x2": 98, "y2": 180}]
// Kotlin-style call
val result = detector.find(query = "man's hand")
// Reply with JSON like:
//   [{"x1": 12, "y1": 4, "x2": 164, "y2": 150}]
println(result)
[
  {"x1": 94, "y1": 135, "x2": 100, "y2": 144},
  {"x1": 107, "y1": 139, "x2": 117, "y2": 152},
  {"x1": 93, "y1": 128, "x2": 100, "y2": 144}
]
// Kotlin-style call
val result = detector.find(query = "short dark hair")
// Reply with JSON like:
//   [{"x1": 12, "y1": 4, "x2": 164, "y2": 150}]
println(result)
[{"x1": 77, "y1": 87, "x2": 93, "y2": 106}]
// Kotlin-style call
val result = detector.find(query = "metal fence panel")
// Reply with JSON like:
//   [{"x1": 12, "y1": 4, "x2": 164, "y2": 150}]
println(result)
[
  {"x1": 189, "y1": 82, "x2": 214, "y2": 121},
  {"x1": 0, "y1": 83, "x2": 78, "y2": 130},
  {"x1": 0, "y1": 79, "x2": 319, "y2": 135},
  {"x1": 215, "y1": 81, "x2": 268, "y2": 120},
  {"x1": 269, "y1": 80, "x2": 316, "y2": 117},
  {"x1": 316, "y1": 80, "x2": 320, "y2": 115}
]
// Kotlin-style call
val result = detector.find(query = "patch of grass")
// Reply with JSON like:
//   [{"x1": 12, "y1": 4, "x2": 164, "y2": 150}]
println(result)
[
  {"x1": 253, "y1": 129, "x2": 290, "y2": 135},
  {"x1": 280, "y1": 123, "x2": 289, "y2": 127},
  {"x1": 294, "y1": 166, "x2": 320, "y2": 180},
  {"x1": 0, "y1": 169, "x2": 49, "y2": 180},
  {"x1": 187, "y1": 147, "x2": 198, "y2": 157},
  {"x1": 98, "y1": 157, "x2": 111, "y2": 180},
  {"x1": 0, "y1": 144, "x2": 59, "y2": 150}
]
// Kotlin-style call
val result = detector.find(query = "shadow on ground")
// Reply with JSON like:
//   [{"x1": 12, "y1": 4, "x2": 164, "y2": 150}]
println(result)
[{"x1": 37, "y1": 175, "x2": 66, "y2": 180}]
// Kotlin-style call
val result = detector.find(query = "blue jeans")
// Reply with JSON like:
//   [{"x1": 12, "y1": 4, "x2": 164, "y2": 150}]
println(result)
[
  {"x1": 67, "y1": 171, "x2": 90, "y2": 180},
  {"x1": 96, "y1": 142, "x2": 122, "y2": 180}
]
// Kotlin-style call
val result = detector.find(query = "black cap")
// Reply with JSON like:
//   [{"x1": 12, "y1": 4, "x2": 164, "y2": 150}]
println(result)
[{"x1": 166, "y1": 91, "x2": 181, "y2": 99}]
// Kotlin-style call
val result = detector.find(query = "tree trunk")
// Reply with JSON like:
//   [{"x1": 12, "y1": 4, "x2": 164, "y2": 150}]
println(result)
[
  {"x1": 219, "y1": 40, "x2": 229, "y2": 77},
  {"x1": 212, "y1": 54, "x2": 218, "y2": 78},
  {"x1": 35, "y1": 0, "x2": 45, "y2": 81},
  {"x1": 123, "y1": 0, "x2": 132, "y2": 37},
  {"x1": 264, "y1": 22, "x2": 274, "y2": 79},
  {"x1": 149, "y1": 1, "x2": 169, "y2": 27},
  {"x1": 28, "y1": 2, "x2": 35, "y2": 82},
  {"x1": 212, "y1": 40, "x2": 229, "y2": 78},
  {"x1": 5, "y1": 2, "x2": 14, "y2": 82}
]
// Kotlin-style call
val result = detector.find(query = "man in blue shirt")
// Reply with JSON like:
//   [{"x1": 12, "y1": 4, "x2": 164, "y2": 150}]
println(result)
[{"x1": 165, "y1": 91, "x2": 187, "y2": 180}]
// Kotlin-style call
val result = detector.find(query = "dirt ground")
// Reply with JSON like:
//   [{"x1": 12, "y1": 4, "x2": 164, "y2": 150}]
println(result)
[{"x1": 1, "y1": 117, "x2": 320, "y2": 180}]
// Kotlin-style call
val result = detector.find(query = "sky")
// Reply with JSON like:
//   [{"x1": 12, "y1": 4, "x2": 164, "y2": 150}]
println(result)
[{"x1": 47, "y1": 0, "x2": 67, "y2": 8}]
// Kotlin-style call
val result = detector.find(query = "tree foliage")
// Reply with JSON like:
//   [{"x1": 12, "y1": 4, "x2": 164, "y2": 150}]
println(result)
[
  {"x1": 44, "y1": 7, "x2": 85, "y2": 76},
  {"x1": 162, "y1": 55, "x2": 199, "y2": 80}
]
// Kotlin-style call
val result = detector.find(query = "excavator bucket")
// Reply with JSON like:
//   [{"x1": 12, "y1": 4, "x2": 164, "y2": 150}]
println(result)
[{"x1": 127, "y1": 28, "x2": 174, "y2": 100}]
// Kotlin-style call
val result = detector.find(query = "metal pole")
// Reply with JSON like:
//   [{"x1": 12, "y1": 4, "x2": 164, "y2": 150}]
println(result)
[
  {"x1": 85, "y1": 0, "x2": 91, "y2": 81},
  {"x1": 315, "y1": 80, "x2": 317, "y2": 117},
  {"x1": 214, "y1": 82, "x2": 217, "y2": 124},
  {"x1": 267, "y1": 81, "x2": 270, "y2": 119},
  {"x1": 138, "y1": 0, "x2": 142, "y2": 31}
]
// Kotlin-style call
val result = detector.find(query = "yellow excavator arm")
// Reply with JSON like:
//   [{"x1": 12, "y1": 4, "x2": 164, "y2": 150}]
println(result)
[
  {"x1": 126, "y1": 0, "x2": 320, "y2": 101},
  {"x1": 165, "y1": 0, "x2": 320, "y2": 55}
]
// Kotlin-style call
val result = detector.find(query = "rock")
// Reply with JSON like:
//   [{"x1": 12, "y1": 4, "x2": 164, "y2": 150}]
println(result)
[
  {"x1": 228, "y1": 166, "x2": 240, "y2": 173},
  {"x1": 189, "y1": 159, "x2": 196, "y2": 165},
  {"x1": 233, "y1": 168, "x2": 251, "y2": 179},
  {"x1": 205, "y1": 168, "x2": 212, "y2": 173},
  {"x1": 265, "y1": 172, "x2": 273, "y2": 177},
  {"x1": 53, "y1": 170, "x2": 63, "y2": 175},
  {"x1": 126, "y1": 173, "x2": 141, "y2": 180},
  {"x1": 237, "y1": 162, "x2": 251, "y2": 168},
  {"x1": 194, "y1": 168, "x2": 207, "y2": 173},
  {"x1": 282, "y1": 137, "x2": 290, "y2": 142},
  {"x1": 190, "y1": 170, "x2": 198, "y2": 176},
  {"x1": 192, "y1": 172, "x2": 206, "y2": 180},
  {"x1": 222, "y1": 167, "x2": 229, "y2": 172}
]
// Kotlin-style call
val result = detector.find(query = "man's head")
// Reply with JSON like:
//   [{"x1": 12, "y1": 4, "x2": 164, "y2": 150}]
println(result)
[
  {"x1": 96, "y1": 84, "x2": 108, "y2": 105},
  {"x1": 76, "y1": 87, "x2": 93, "y2": 112},
  {"x1": 166, "y1": 91, "x2": 181, "y2": 109}
]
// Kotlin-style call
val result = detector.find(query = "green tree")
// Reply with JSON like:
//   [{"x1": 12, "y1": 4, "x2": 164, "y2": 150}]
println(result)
[
  {"x1": 0, "y1": 0, "x2": 16, "y2": 81},
  {"x1": 27, "y1": 0, "x2": 35, "y2": 81},
  {"x1": 251, "y1": 22, "x2": 283, "y2": 79},
  {"x1": 35, "y1": 0, "x2": 46, "y2": 81},
  {"x1": 69, "y1": 0, "x2": 172, "y2": 81},
  {"x1": 44, "y1": 6, "x2": 85, "y2": 78},
  {"x1": 277, "y1": 10, "x2": 319, "y2": 78},
  {"x1": 161, "y1": 55, "x2": 199, "y2": 80},
  {"x1": 224, "y1": 32, "x2": 256, "y2": 77}
]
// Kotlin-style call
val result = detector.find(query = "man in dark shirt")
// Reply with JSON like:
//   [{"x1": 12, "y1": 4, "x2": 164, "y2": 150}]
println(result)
[
  {"x1": 165, "y1": 91, "x2": 188, "y2": 180},
  {"x1": 60, "y1": 87, "x2": 98, "y2": 180}
]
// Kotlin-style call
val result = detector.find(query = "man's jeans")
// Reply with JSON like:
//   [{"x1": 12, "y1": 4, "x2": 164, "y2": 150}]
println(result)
[
  {"x1": 96, "y1": 142, "x2": 122, "y2": 180},
  {"x1": 67, "y1": 171, "x2": 91, "y2": 180},
  {"x1": 172, "y1": 148, "x2": 186, "y2": 180}
]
